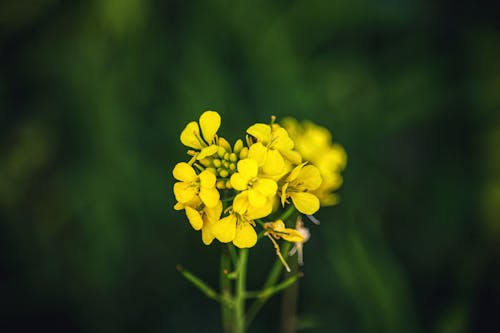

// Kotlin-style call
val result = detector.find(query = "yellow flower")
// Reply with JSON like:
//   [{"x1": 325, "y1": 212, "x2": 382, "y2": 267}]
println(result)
[
  {"x1": 281, "y1": 163, "x2": 322, "y2": 215},
  {"x1": 263, "y1": 220, "x2": 304, "y2": 243},
  {"x1": 281, "y1": 118, "x2": 347, "y2": 206},
  {"x1": 173, "y1": 162, "x2": 220, "y2": 207},
  {"x1": 174, "y1": 198, "x2": 222, "y2": 245},
  {"x1": 212, "y1": 192, "x2": 272, "y2": 248},
  {"x1": 180, "y1": 110, "x2": 221, "y2": 159},
  {"x1": 247, "y1": 123, "x2": 301, "y2": 175},
  {"x1": 230, "y1": 158, "x2": 278, "y2": 207}
]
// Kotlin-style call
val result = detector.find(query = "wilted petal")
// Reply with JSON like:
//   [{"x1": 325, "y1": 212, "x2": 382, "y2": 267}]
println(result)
[
  {"x1": 199, "y1": 111, "x2": 221, "y2": 143},
  {"x1": 281, "y1": 228, "x2": 305, "y2": 243},
  {"x1": 180, "y1": 121, "x2": 202, "y2": 149},
  {"x1": 213, "y1": 215, "x2": 237, "y2": 243},
  {"x1": 290, "y1": 192, "x2": 320, "y2": 215},
  {"x1": 173, "y1": 162, "x2": 197, "y2": 182},
  {"x1": 233, "y1": 223, "x2": 257, "y2": 248},
  {"x1": 185, "y1": 207, "x2": 203, "y2": 230}
]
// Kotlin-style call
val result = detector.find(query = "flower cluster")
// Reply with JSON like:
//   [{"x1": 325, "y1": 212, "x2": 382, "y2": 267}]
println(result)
[{"x1": 173, "y1": 111, "x2": 346, "y2": 254}]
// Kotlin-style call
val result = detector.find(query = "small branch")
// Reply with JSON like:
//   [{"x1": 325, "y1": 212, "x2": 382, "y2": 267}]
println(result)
[
  {"x1": 245, "y1": 273, "x2": 302, "y2": 299},
  {"x1": 177, "y1": 264, "x2": 223, "y2": 304}
]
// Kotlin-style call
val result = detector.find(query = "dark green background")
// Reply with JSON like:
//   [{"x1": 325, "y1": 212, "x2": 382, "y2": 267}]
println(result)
[{"x1": 1, "y1": 0, "x2": 499, "y2": 332}]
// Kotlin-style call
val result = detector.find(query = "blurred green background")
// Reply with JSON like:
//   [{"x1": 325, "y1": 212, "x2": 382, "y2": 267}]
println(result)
[{"x1": 1, "y1": 0, "x2": 499, "y2": 332}]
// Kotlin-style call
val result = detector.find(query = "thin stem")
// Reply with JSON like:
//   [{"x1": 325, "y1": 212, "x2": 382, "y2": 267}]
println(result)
[
  {"x1": 234, "y1": 248, "x2": 248, "y2": 333},
  {"x1": 177, "y1": 265, "x2": 223, "y2": 304},
  {"x1": 220, "y1": 247, "x2": 233, "y2": 333}
]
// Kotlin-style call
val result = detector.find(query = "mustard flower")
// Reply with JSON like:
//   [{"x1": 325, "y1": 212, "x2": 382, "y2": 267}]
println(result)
[
  {"x1": 174, "y1": 198, "x2": 223, "y2": 245},
  {"x1": 230, "y1": 158, "x2": 277, "y2": 208},
  {"x1": 246, "y1": 123, "x2": 301, "y2": 175},
  {"x1": 281, "y1": 163, "x2": 322, "y2": 215},
  {"x1": 281, "y1": 118, "x2": 347, "y2": 206},
  {"x1": 173, "y1": 162, "x2": 220, "y2": 207},
  {"x1": 212, "y1": 192, "x2": 272, "y2": 248},
  {"x1": 180, "y1": 110, "x2": 221, "y2": 159}
]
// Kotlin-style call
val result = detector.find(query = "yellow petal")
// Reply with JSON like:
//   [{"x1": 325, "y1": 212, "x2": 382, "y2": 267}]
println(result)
[
  {"x1": 237, "y1": 159, "x2": 258, "y2": 180},
  {"x1": 201, "y1": 217, "x2": 215, "y2": 245},
  {"x1": 247, "y1": 200, "x2": 273, "y2": 219},
  {"x1": 299, "y1": 165, "x2": 322, "y2": 190},
  {"x1": 230, "y1": 173, "x2": 248, "y2": 191},
  {"x1": 247, "y1": 123, "x2": 271, "y2": 143},
  {"x1": 273, "y1": 127, "x2": 294, "y2": 151},
  {"x1": 233, "y1": 192, "x2": 250, "y2": 214},
  {"x1": 197, "y1": 145, "x2": 219, "y2": 159},
  {"x1": 213, "y1": 215, "x2": 237, "y2": 243},
  {"x1": 281, "y1": 149, "x2": 302, "y2": 165},
  {"x1": 287, "y1": 163, "x2": 306, "y2": 182},
  {"x1": 255, "y1": 178, "x2": 277, "y2": 197},
  {"x1": 281, "y1": 228, "x2": 305, "y2": 243},
  {"x1": 180, "y1": 121, "x2": 202, "y2": 149},
  {"x1": 205, "y1": 200, "x2": 222, "y2": 223},
  {"x1": 247, "y1": 142, "x2": 267, "y2": 167},
  {"x1": 290, "y1": 192, "x2": 320, "y2": 215},
  {"x1": 248, "y1": 188, "x2": 267, "y2": 207},
  {"x1": 173, "y1": 182, "x2": 197, "y2": 203},
  {"x1": 233, "y1": 223, "x2": 257, "y2": 248},
  {"x1": 185, "y1": 207, "x2": 203, "y2": 230},
  {"x1": 200, "y1": 187, "x2": 220, "y2": 207},
  {"x1": 173, "y1": 162, "x2": 197, "y2": 182},
  {"x1": 263, "y1": 149, "x2": 285, "y2": 175},
  {"x1": 199, "y1": 170, "x2": 216, "y2": 188},
  {"x1": 199, "y1": 111, "x2": 221, "y2": 143}
]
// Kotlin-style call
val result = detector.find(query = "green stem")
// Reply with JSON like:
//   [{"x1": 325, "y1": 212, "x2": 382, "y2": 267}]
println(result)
[
  {"x1": 234, "y1": 248, "x2": 248, "y2": 333},
  {"x1": 220, "y1": 247, "x2": 233, "y2": 333},
  {"x1": 245, "y1": 241, "x2": 292, "y2": 327},
  {"x1": 177, "y1": 265, "x2": 223, "y2": 303}
]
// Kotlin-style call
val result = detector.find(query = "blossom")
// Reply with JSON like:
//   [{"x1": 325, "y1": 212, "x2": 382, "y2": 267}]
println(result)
[
  {"x1": 175, "y1": 198, "x2": 223, "y2": 245},
  {"x1": 212, "y1": 192, "x2": 271, "y2": 248},
  {"x1": 173, "y1": 162, "x2": 220, "y2": 207},
  {"x1": 180, "y1": 110, "x2": 221, "y2": 159},
  {"x1": 281, "y1": 118, "x2": 346, "y2": 206},
  {"x1": 246, "y1": 123, "x2": 301, "y2": 175},
  {"x1": 280, "y1": 163, "x2": 322, "y2": 215},
  {"x1": 230, "y1": 158, "x2": 277, "y2": 208}
]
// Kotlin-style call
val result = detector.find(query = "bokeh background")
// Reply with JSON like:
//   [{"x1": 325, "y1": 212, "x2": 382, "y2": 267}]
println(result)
[{"x1": 1, "y1": 0, "x2": 499, "y2": 332}]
